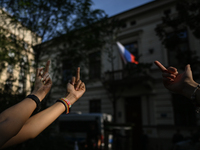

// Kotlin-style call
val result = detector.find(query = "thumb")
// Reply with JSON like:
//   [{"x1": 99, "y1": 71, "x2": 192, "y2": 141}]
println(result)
[
  {"x1": 185, "y1": 64, "x2": 191, "y2": 72},
  {"x1": 185, "y1": 64, "x2": 193, "y2": 77}
]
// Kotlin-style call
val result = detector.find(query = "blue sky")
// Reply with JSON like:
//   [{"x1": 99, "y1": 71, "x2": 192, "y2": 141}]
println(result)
[{"x1": 92, "y1": 0, "x2": 154, "y2": 17}]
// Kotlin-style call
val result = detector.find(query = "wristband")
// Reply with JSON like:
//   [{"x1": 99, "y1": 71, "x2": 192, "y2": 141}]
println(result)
[
  {"x1": 27, "y1": 94, "x2": 41, "y2": 112},
  {"x1": 191, "y1": 84, "x2": 200, "y2": 113},
  {"x1": 59, "y1": 97, "x2": 71, "y2": 108},
  {"x1": 56, "y1": 98, "x2": 71, "y2": 114}
]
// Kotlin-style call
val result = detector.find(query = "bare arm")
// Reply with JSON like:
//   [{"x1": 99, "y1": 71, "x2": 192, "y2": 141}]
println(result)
[
  {"x1": 0, "y1": 97, "x2": 37, "y2": 146},
  {"x1": 0, "y1": 61, "x2": 51, "y2": 147},
  {"x1": 1, "y1": 67, "x2": 86, "y2": 149},
  {"x1": 1, "y1": 101, "x2": 65, "y2": 148}
]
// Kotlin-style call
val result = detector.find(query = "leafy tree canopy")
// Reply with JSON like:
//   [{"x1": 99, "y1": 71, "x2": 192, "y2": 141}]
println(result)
[
  {"x1": 155, "y1": 0, "x2": 200, "y2": 78},
  {"x1": 0, "y1": 0, "x2": 118, "y2": 87},
  {"x1": 0, "y1": 0, "x2": 108, "y2": 41}
]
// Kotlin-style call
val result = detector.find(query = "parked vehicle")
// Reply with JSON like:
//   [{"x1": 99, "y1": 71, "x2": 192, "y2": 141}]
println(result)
[{"x1": 58, "y1": 113, "x2": 112, "y2": 149}]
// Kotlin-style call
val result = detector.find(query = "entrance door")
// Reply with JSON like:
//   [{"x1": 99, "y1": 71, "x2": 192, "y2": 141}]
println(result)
[{"x1": 125, "y1": 96, "x2": 142, "y2": 150}]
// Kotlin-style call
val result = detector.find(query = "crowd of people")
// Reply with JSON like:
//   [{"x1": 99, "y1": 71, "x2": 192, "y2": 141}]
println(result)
[{"x1": 0, "y1": 59, "x2": 200, "y2": 149}]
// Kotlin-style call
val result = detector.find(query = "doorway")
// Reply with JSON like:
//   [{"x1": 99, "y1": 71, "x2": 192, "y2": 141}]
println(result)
[{"x1": 125, "y1": 96, "x2": 142, "y2": 149}]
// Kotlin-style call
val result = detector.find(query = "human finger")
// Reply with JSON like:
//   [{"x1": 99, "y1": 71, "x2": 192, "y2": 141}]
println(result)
[
  {"x1": 167, "y1": 67, "x2": 178, "y2": 75},
  {"x1": 44, "y1": 60, "x2": 50, "y2": 73},
  {"x1": 80, "y1": 82, "x2": 86, "y2": 91},
  {"x1": 154, "y1": 61, "x2": 167, "y2": 72},
  {"x1": 41, "y1": 73, "x2": 50, "y2": 82},
  {"x1": 71, "y1": 76, "x2": 76, "y2": 85},
  {"x1": 185, "y1": 64, "x2": 192, "y2": 75},
  {"x1": 39, "y1": 69, "x2": 44, "y2": 76},
  {"x1": 36, "y1": 67, "x2": 44, "y2": 76},
  {"x1": 163, "y1": 77, "x2": 174, "y2": 83},
  {"x1": 75, "y1": 80, "x2": 82, "y2": 90},
  {"x1": 76, "y1": 67, "x2": 80, "y2": 82},
  {"x1": 43, "y1": 75, "x2": 51, "y2": 84},
  {"x1": 162, "y1": 72, "x2": 176, "y2": 79}
]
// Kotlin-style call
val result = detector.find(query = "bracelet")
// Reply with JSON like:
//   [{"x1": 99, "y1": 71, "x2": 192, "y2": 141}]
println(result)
[
  {"x1": 191, "y1": 84, "x2": 200, "y2": 113},
  {"x1": 59, "y1": 97, "x2": 71, "y2": 108},
  {"x1": 56, "y1": 98, "x2": 71, "y2": 114},
  {"x1": 26, "y1": 95, "x2": 41, "y2": 112}
]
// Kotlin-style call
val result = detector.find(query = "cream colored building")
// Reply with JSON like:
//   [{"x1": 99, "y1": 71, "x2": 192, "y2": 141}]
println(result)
[
  {"x1": 0, "y1": 9, "x2": 42, "y2": 94},
  {"x1": 36, "y1": 0, "x2": 200, "y2": 149}
]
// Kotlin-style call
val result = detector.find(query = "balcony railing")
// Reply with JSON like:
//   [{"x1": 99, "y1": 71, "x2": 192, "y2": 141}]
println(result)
[
  {"x1": 103, "y1": 69, "x2": 150, "y2": 81},
  {"x1": 102, "y1": 68, "x2": 153, "y2": 89}
]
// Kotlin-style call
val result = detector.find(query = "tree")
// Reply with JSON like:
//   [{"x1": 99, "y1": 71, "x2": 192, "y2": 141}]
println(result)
[
  {"x1": 0, "y1": 0, "x2": 116, "y2": 91},
  {"x1": 0, "y1": 9, "x2": 36, "y2": 96},
  {"x1": 0, "y1": 0, "x2": 108, "y2": 41},
  {"x1": 0, "y1": 0, "x2": 116, "y2": 148},
  {"x1": 0, "y1": 0, "x2": 115, "y2": 83},
  {"x1": 155, "y1": 0, "x2": 200, "y2": 79},
  {"x1": 155, "y1": 0, "x2": 200, "y2": 125}
]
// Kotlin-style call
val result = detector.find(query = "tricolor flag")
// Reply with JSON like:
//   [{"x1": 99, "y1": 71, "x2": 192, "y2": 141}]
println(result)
[{"x1": 116, "y1": 41, "x2": 139, "y2": 64}]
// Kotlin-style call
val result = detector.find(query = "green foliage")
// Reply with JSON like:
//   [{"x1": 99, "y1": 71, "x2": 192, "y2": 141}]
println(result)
[
  {"x1": 0, "y1": 27, "x2": 23, "y2": 72},
  {"x1": 175, "y1": 0, "x2": 200, "y2": 39},
  {"x1": 155, "y1": 0, "x2": 200, "y2": 44},
  {"x1": 0, "y1": 0, "x2": 108, "y2": 41},
  {"x1": 0, "y1": 0, "x2": 117, "y2": 86},
  {"x1": 0, "y1": 0, "x2": 116, "y2": 87},
  {"x1": 155, "y1": 0, "x2": 200, "y2": 78},
  {"x1": 0, "y1": 1, "x2": 116, "y2": 148}
]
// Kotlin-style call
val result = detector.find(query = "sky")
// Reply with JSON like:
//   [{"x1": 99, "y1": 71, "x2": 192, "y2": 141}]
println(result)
[{"x1": 92, "y1": 0, "x2": 154, "y2": 17}]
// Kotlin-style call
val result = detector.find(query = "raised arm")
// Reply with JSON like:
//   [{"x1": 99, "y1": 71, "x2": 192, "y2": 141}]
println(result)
[
  {"x1": 154, "y1": 60, "x2": 200, "y2": 104},
  {"x1": 1, "y1": 67, "x2": 86, "y2": 149},
  {"x1": 0, "y1": 61, "x2": 51, "y2": 147}
]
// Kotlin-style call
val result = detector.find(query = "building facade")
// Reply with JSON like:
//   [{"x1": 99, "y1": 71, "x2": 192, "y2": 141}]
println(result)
[
  {"x1": 36, "y1": 0, "x2": 200, "y2": 149},
  {"x1": 0, "y1": 9, "x2": 42, "y2": 94}
]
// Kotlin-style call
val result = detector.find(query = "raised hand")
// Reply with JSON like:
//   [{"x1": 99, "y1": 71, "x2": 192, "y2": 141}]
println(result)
[
  {"x1": 154, "y1": 60, "x2": 197, "y2": 95},
  {"x1": 31, "y1": 60, "x2": 52, "y2": 101},
  {"x1": 65, "y1": 67, "x2": 86, "y2": 105}
]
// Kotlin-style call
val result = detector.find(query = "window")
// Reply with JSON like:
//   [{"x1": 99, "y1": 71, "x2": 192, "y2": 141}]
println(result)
[
  {"x1": 4, "y1": 75, "x2": 14, "y2": 92},
  {"x1": 18, "y1": 55, "x2": 28, "y2": 93},
  {"x1": 7, "y1": 65, "x2": 13, "y2": 74},
  {"x1": 121, "y1": 23, "x2": 127, "y2": 28},
  {"x1": 19, "y1": 68, "x2": 25, "y2": 80},
  {"x1": 130, "y1": 20, "x2": 136, "y2": 26},
  {"x1": 30, "y1": 59, "x2": 35, "y2": 67},
  {"x1": 124, "y1": 41, "x2": 138, "y2": 58},
  {"x1": 89, "y1": 51, "x2": 101, "y2": 79},
  {"x1": 30, "y1": 72, "x2": 35, "y2": 83},
  {"x1": 18, "y1": 82, "x2": 24, "y2": 94},
  {"x1": 23, "y1": 42, "x2": 28, "y2": 50},
  {"x1": 164, "y1": 9, "x2": 171, "y2": 16},
  {"x1": 60, "y1": 120, "x2": 97, "y2": 132},
  {"x1": 89, "y1": 99, "x2": 101, "y2": 113},
  {"x1": 62, "y1": 61, "x2": 73, "y2": 84},
  {"x1": 18, "y1": 69, "x2": 26, "y2": 93},
  {"x1": 10, "y1": 34, "x2": 16, "y2": 42},
  {"x1": 172, "y1": 94, "x2": 196, "y2": 126},
  {"x1": 8, "y1": 50, "x2": 15, "y2": 58}
]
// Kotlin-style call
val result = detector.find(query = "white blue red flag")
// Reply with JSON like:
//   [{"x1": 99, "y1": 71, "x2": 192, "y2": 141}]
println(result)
[{"x1": 116, "y1": 41, "x2": 139, "y2": 64}]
